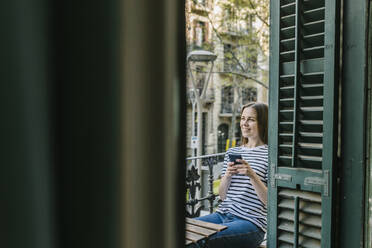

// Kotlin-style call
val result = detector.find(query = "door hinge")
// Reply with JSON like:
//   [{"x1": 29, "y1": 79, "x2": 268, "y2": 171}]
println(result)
[
  {"x1": 270, "y1": 163, "x2": 292, "y2": 188},
  {"x1": 304, "y1": 170, "x2": 329, "y2": 196}
]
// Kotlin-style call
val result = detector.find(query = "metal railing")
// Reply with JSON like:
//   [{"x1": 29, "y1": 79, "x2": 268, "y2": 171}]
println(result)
[{"x1": 185, "y1": 152, "x2": 225, "y2": 217}]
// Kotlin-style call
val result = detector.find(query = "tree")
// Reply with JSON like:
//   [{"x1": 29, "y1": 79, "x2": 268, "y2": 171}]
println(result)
[
  {"x1": 185, "y1": 0, "x2": 270, "y2": 148},
  {"x1": 207, "y1": 0, "x2": 270, "y2": 146}
]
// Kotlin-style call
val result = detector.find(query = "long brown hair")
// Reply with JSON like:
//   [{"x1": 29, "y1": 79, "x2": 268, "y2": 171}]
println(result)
[{"x1": 240, "y1": 102, "x2": 268, "y2": 145}]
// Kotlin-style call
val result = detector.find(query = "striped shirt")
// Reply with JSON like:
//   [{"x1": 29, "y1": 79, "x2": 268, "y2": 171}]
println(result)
[{"x1": 217, "y1": 145, "x2": 268, "y2": 232}]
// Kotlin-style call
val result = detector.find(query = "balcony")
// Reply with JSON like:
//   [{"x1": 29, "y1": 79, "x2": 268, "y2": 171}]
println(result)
[
  {"x1": 219, "y1": 103, "x2": 241, "y2": 117},
  {"x1": 185, "y1": 153, "x2": 268, "y2": 247},
  {"x1": 186, "y1": 153, "x2": 225, "y2": 217},
  {"x1": 186, "y1": 88, "x2": 215, "y2": 105},
  {"x1": 220, "y1": 103, "x2": 232, "y2": 114},
  {"x1": 190, "y1": 0, "x2": 212, "y2": 15}
]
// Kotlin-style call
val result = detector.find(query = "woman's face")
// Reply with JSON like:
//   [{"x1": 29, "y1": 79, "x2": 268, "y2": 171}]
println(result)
[{"x1": 240, "y1": 107, "x2": 260, "y2": 141}]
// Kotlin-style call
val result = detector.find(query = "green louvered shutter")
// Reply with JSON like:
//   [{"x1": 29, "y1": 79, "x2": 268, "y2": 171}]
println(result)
[{"x1": 268, "y1": 0, "x2": 340, "y2": 247}]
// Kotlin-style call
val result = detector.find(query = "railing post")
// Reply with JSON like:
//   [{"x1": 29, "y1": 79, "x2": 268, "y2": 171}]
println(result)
[
  {"x1": 185, "y1": 152, "x2": 225, "y2": 217},
  {"x1": 206, "y1": 157, "x2": 216, "y2": 214}
]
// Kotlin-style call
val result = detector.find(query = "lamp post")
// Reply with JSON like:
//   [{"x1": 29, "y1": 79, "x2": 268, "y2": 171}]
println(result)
[
  {"x1": 187, "y1": 50, "x2": 217, "y2": 176},
  {"x1": 189, "y1": 88, "x2": 197, "y2": 159}
]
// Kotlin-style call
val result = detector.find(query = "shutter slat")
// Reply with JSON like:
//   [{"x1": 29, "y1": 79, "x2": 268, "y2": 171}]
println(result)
[
  {"x1": 279, "y1": 144, "x2": 293, "y2": 148},
  {"x1": 303, "y1": 0, "x2": 324, "y2": 10},
  {"x1": 280, "y1": 109, "x2": 294, "y2": 113},
  {"x1": 281, "y1": 37, "x2": 295, "y2": 43},
  {"x1": 278, "y1": 221, "x2": 322, "y2": 240},
  {"x1": 281, "y1": 2, "x2": 296, "y2": 9},
  {"x1": 281, "y1": 26, "x2": 295, "y2": 32},
  {"x1": 279, "y1": 199, "x2": 322, "y2": 215},
  {"x1": 300, "y1": 120, "x2": 323, "y2": 125},
  {"x1": 281, "y1": 13, "x2": 295, "y2": 20},
  {"x1": 303, "y1": 7, "x2": 325, "y2": 19},
  {"x1": 300, "y1": 238, "x2": 321, "y2": 248},
  {"x1": 278, "y1": 230, "x2": 321, "y2": 247},
  {"x1": 303, "y1": 19, "x2": 325, "y2": 27},
  {"x1": 299, "y1": 132, "x2": 323, "y2": 137},
  {"x1": 303, "y1": 33, "x2": 325, "y2": 47},
  {"x1": 281, "y1": 27, "x2": 295, "y2": 40},
  {"x1": 278, "y1": 210, "x2": 322, "y2": 228},
  {"x1": 280, "y1": 52, "x2": 295, "y2": 62},
  {"x1": 281, "y1": 41, "x2": 295, "y2": 51},
  {"x1": 280, "y1": 86, "x2": 295, "y2": 90},
  {"x1": 280, "y1": 50, "x2": 295, "y2": 55},
  {"x1": 298, "y1": 155, "x2": 322, "y2": 162},
  {"x1": 278, "y1": 243, "x2": 293, "y2": 248},
  {"x1": 278, "y1": 232, "x2": 295, "y2": 245},
  {"x1": 278, "y1": 235, "x2": 321, "y2": 248},
  {"x1": 280, "y1": 98, "x2": 295, "y2": 102},
  {"x1": 302, "y1": 71, "x2": 324, "y2": 77},
  {"x1": 279, "y1": 155, "x2": 292, "y2": 160},
  {"x1": 279, "y1": 133, "x2": 294, "y2": 137},
  {"x1": 280, "y1": 74, "x2": 295, "y2": 78},
  {"x1": 303, "y1": 46, "x2": 325, "y2": 59},
  {"x1": 300, "y1": 106, "x2": 323, "y2": 112},
  {"x1": 279, "y1": 243, "x2": 294, "y2": 248},
  {"x1": 298, "y1": 142, "x2": 323, "y2": 149},
  {"x1": 301, "y1": 95, "x2": 323, "y2": 100},
  {"x1": 303, "y1": 32, "x2": 324, "y2": 40},
  {"x1": 303, "y1": 45, "x2": 325, "y2": 52},
  {"x1": 279, "y1": 189, "x2": 322, "y2": 202}
]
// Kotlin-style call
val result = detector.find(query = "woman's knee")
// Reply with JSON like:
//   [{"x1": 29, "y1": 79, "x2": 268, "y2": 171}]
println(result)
[{"x1": 207, "y1": 230, "x2": 264, "y2": 248}]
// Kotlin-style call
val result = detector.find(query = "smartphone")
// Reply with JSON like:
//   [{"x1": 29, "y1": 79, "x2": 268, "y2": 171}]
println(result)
[{"x1": 229, "y1": 154, "x2": 242, "y2": 165}]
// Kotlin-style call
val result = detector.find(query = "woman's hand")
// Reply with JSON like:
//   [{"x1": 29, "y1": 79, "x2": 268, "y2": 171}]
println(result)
[
  {"x1": 225, "y1": 162, "x2": 238, "y2": 177},
  {"x1": 219, "y1": 162, "x2": 237, "y2": 200},
  {"x1": 235, "y1": 159, "x2": 255, "y2": 177}
]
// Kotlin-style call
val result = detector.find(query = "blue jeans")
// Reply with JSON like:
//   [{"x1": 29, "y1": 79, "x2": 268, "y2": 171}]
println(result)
[{"x1": 189, "y1": 212, "x2": 264, "y2": 248}]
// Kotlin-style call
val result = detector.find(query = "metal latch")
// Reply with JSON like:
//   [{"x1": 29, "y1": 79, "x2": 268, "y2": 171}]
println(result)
[
  {"x1": 274, "y1": 173, "x2": 292, "y2": 181},
  {"x1": 304, "y1": 170, "x2": 329, "y2": 196},
  {"x1": 270, "y1": 163, "x2": 292, "y2": 188}
]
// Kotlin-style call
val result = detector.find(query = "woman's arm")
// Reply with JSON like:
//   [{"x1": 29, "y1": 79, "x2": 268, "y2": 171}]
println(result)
[{"x1": 218, "y1": 162, "x2": 237, "y2": 201}]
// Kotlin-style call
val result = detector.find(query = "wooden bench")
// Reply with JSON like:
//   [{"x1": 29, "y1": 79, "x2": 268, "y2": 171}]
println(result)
[
  {"x1": 185, "y1": 217, "x2": 267, "y2": 248},
  {"x1": 185, "y1": 217, "x2": 227, "y2": 246}
]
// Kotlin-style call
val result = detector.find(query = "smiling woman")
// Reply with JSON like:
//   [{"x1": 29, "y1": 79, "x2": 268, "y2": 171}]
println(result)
[
  {"x1": 191, "y1": 102, "x2": 269, "y2": 248},
  {"x1": 240, "y1": 102, "x2": 268, "y2": 148}
]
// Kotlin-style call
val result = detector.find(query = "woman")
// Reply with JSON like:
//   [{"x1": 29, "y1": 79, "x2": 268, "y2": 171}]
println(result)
[{"x1": 195, "y1": 102, "x2": 268, "y2": 248}]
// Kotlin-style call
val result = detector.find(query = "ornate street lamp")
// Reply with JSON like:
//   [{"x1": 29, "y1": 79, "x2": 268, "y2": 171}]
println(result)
[
  {"x1": 187, "y1": 50, "x2": 217, "y2": 174},
  {"x1": 189, "y1": 88, "x2": 197, "y2": 159},
  {"x1": 187, "y1": 50, "x2": 217, "y2": 100}
]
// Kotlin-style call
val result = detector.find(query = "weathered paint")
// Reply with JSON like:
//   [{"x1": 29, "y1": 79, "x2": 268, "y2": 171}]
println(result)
[
  {"x1": 268, "y1": 0, "x2": 340, "y2": 247},
  {"x1": 339, "y1": 0, "x2": 368, "y2": 247}
]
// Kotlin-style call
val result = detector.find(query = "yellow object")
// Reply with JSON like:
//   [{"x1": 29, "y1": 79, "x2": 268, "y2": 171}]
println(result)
[
  {"x1": 232, "y1": 139, "x2": 236, "y2": 148},
  {"x1": 225, "y1": 139, "x2": 230, "y2": 151},
  {"x1": 213, "y1": 179, "x2": 221, "y2": 195}
]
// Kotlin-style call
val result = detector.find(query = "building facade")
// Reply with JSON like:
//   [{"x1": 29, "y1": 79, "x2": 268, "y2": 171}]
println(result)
[{"x1": 186, "y1": 0, "x2": 269, "y2": 157}]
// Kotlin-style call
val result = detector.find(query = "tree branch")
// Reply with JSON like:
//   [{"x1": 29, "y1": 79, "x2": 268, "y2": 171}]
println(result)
[
  {"x1": 192, "y1": 2, "x2": 269, "y2": 89},
  {"x1": 247, "y1": 0, "x2": 269, "y2": 27},
  {"x1": 201, "y1": 5, "x2": 248, "y2": 73},
  {"x1": 212, "y1": 71, "x2": 268, "y2": 89},
  {"x1": 191, "y1": 68, "x2": 269, "y2": 89}
]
